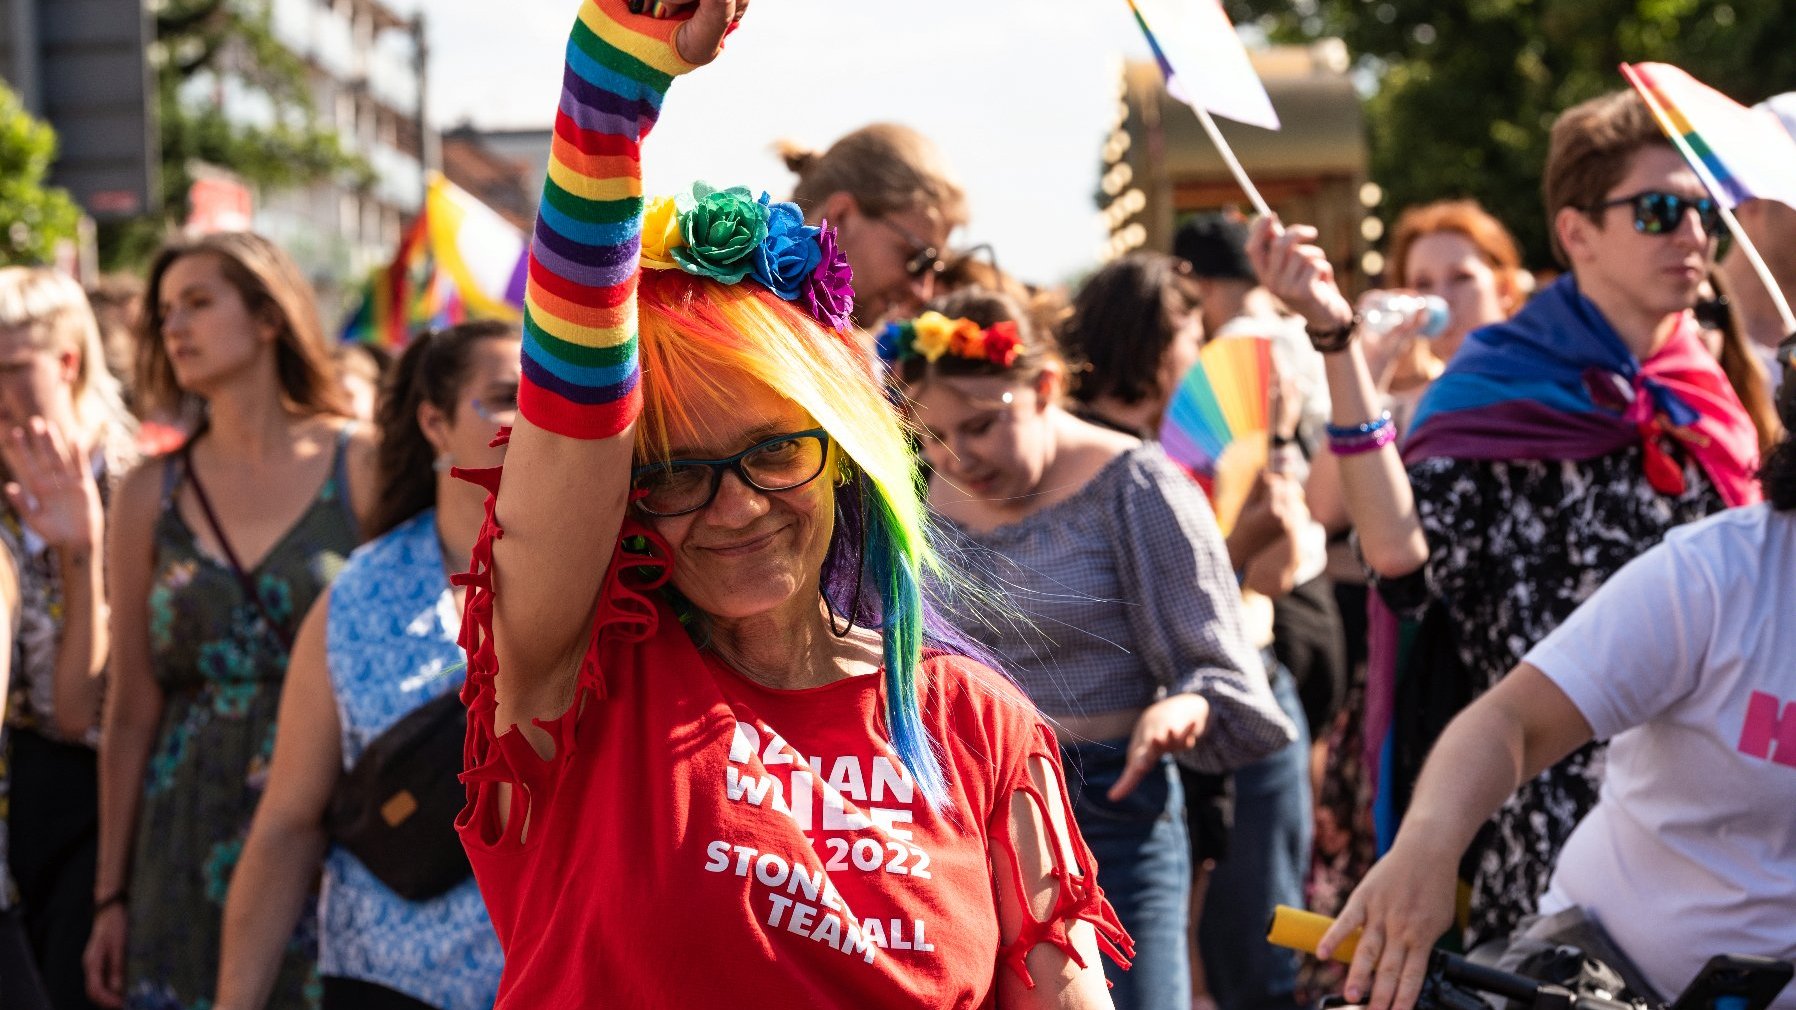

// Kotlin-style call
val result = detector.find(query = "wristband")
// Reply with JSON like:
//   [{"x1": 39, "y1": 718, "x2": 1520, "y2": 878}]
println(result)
[
  {"x1": 1327, "y1": 413, "x2": 1398, "y2": 456},
  {"x1": 1329, "y1": 424, "x2": 1397, "y2": 456},
  {"x1": 1329, "y1": 411, "x2": 1393, "y2": 454},
  {"x1": 94, "y1": 890, "x2": 126, "y2": 915},
  {"x1": 1306, "y1": 314, "x2": 1359, "y2": 354}
]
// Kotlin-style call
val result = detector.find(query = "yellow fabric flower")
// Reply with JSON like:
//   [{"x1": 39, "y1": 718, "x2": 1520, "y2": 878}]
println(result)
[
  {"x1": 639, "y1": 195, "x2": 685, "y2": 270},
  {"x1": 911, "y1": 311, "x2": 955, "y2": 362},
  {"x1": 948, "y1": 318, "x2": 986, "y2": 359}
]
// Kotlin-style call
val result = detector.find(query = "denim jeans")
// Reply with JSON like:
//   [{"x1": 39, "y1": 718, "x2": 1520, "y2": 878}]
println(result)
[
  {"x1": 1199, "y1": 663, "x2": 1313, "y2": 1010},
  {"x1": 1061, "y1": 738, "x2": 1192, "y2": 1010}
]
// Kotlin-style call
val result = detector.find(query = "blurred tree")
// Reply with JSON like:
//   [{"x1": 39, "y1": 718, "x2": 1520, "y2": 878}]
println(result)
[
  {"x1": 1223, "y1": 0, "x2": 1796, "y2": 269},
  {"x1": 0, "y1": 81, "x2": 82, "y2": 266},
  {"x1": 103, "y1": 0, "x2": 371, "y2": 267}
]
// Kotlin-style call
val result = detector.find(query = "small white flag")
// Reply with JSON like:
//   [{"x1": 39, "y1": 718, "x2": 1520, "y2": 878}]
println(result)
[{"x1": 1131, "y1": 0, "x2": 1280, "y2": 131}]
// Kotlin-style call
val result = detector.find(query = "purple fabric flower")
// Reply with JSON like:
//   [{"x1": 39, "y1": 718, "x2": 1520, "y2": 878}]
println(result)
[
  {"x1": 802, "y1": 221, "x2": 856, "y2": 331},
  {"x1": 751, "y1": 196, "x2": 823, "y2": 301}
]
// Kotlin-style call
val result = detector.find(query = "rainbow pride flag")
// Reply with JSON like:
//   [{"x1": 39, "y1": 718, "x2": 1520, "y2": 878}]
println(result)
[
  {"x1": 1623, "y1": 62, "x2": 1796, "y2": 211},
  {"x1": 340, "y1": 173, "x2": 527, "y2": 348}
]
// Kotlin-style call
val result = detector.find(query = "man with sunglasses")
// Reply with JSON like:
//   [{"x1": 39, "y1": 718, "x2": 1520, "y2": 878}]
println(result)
[
  {"x1": 1248, "y1": 85, "x2": 1765, "y2": 973},
  {"x1": 780, "y1": 123, "x2": 967, "y2": 331}
]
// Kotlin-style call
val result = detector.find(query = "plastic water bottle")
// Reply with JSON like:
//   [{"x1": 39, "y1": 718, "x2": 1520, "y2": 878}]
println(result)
[{"x1": 1360, "y1": 293, "x2": 1450, "y2": 338}]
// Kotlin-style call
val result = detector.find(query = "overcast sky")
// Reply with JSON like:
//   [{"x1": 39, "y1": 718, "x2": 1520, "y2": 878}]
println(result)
[{"x1": 392, "y1": 0, "x2": 1157, "y2": 285}]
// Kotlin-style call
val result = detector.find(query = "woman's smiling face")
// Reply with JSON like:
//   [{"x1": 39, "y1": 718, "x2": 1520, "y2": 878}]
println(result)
[{"x1": 638, "y1": 376, "x2": 838, "y2": 623}]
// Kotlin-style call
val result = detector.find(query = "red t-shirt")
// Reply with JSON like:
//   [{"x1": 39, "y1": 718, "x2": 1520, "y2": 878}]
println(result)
[{"x1": 454, "y1": 494, "x2": 1130, "y2": 1008}]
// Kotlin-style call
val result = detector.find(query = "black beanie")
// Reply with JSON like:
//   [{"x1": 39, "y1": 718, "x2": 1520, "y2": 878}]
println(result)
[{"x1": 1174, "y1": 213, "x2": 1256, "y2": 282}]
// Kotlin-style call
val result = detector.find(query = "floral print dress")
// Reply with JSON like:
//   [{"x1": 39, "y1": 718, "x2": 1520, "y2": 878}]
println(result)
[
  {"x1": 1372, "y1": 443, "x2": 1725, "y2": 951},
  {"x1": 124, "y1": 431, "x2": 358, "y2": 1010}
]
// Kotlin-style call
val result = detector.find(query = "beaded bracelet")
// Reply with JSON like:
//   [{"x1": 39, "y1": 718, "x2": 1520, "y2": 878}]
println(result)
[
  {"x1": 1325, "y1": 412, "x2": 1392, "y2": 439},
  {"x1": 1326, "y1": 412, "x2": 1396, "y2": 456}
]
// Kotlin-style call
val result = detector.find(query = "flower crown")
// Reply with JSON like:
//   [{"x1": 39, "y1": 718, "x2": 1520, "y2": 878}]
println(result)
[
  {"x1": 640, "y1": 181, "x2": 855, "y2": 332},
  {"x1": 877, "y1": 312, "x2": 1022, "y2": 368}
]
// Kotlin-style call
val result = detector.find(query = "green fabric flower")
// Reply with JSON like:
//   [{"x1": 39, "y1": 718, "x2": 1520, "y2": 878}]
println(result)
[{"x1": 671, "y1": 182, "x2": 770, "y2": 284}]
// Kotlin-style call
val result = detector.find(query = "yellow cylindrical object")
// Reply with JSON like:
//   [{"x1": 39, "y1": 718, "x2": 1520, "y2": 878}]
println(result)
[{"x1": 1266, "y1": 906, "x2": 1359, "y2": 964}]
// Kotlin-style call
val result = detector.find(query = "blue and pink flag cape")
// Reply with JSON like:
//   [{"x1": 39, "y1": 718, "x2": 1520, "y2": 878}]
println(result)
[{"x1": 1364, "y1": 274, "x2": 1761, "y2": 852}]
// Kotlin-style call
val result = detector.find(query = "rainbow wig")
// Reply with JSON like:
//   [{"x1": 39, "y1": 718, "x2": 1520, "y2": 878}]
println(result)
[{"x1": 634, "y1": 270, "x2": 995, "y2": 807}]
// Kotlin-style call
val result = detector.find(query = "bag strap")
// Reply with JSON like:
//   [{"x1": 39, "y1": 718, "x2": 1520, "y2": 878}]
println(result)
[{"x1": 181, "y1": 443, "x2": 295, "y2": 654}]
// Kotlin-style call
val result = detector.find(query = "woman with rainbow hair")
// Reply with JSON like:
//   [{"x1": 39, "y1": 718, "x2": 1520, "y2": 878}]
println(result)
[{"x1": 453, "y1": 0, "x2": 1132, "y2": 1005}]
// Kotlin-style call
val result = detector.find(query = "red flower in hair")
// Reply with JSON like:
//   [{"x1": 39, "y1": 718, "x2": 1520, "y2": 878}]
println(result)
[{"x1": 983, "y1": 321, "x2": 1021, "y2": 366}]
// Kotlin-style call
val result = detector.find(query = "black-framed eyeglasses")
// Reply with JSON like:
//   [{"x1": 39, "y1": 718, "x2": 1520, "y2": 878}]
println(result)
[
  {"x1": 1590, "y1": 191, "x2": 1722, "y2": 238},
  {"x1": 630, "y1": 428, "x2": 833, "y2": 517},
  {"x1": 874, "y1": 216, "x2": 947, "y2": 279},
  {"x1": 1693, "y1": 293, "x2": 1732, "y2": 331}
]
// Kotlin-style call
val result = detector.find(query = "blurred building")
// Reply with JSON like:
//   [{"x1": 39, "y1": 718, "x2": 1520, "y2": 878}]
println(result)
[
  {"x1": 1099, "y1": 41, "x2": 1376, "y2": 289},
  {"x1": 223, "y1": 0, "x2": 436, "y2": 305},
  {"x1": 2, "y1": 0, "x2": 159, "y2": 223},
  {"x1": 440, "y1": 124, "x2": 549, "y2": 232}
]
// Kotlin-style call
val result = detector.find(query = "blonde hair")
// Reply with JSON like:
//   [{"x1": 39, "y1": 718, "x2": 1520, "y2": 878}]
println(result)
[
  {"x1": 0, "y1": 267, "x2": 134, "y2": 436},
  {"x1": 778, "y1": 124, "x2": 969, "y2": 230}
]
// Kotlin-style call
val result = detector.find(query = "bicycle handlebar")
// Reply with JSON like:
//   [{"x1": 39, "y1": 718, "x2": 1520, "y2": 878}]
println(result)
[
  {"x1": 1268, "y1": 906, "x2": 1358, "y2": 964},
  {"x1": 1266, "y1": 906, "x2": 1637, "y2": 1010}
]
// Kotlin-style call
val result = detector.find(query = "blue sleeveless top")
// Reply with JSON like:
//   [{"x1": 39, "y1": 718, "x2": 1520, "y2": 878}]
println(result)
[{"x1": 321, "y1": 509, "x2": 501, "y2": 1009}]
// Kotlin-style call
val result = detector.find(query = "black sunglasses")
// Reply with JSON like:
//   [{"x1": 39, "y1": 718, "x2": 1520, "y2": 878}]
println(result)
[
  {"x1": 1590, "y1": 191, "x2": 1722, "y2": 238},
  {"x1": 630, "y1": 428, "x2": 833, "y2": 518},
  {"x1": 874, "y1": 217, "x2": 947, "y2": 279}
]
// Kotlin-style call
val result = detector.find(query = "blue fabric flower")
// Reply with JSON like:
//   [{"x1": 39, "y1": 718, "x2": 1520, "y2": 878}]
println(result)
[
  {"x1": 876, "y1": 321, "x2": 907, "y2": 362},
  {"x1": 750, "y1": 195, "x2": 823, "y2": 301}
]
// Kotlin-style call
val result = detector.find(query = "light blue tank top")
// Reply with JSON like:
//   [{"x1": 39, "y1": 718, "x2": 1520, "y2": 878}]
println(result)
[{"x1": 321, "y1": 509, "x2": 501, "y2": 1010}]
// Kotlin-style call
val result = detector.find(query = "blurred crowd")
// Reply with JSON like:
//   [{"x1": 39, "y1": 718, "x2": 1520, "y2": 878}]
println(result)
[{"x1": 1, "y1": 38, "x2": 1793, "y2": 1010}]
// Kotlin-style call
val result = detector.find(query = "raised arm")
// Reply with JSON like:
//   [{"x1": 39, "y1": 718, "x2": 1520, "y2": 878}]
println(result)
[
  {"x1": 1246, "y1": 218, "x2": 1430, "y2": 577},
  {"x1": 484, "y1": 0, "x2": 734, "y2": 750}
]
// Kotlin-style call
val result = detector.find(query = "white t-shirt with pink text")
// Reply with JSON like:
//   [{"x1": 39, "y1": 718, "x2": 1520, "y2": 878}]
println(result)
[{"x1": 1526, "y1": 503, "x2": 1796, "y2": 1009}]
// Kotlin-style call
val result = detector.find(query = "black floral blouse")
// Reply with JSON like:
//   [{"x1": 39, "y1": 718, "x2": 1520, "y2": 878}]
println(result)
[{"x1": 1373, "y1": 442, "x2": 1725, "y2": 949}]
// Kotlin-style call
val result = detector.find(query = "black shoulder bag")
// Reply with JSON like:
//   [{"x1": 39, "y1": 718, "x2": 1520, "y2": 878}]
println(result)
[{"x1": 324, "y1": 687, "x2": 474, "y2": 902}]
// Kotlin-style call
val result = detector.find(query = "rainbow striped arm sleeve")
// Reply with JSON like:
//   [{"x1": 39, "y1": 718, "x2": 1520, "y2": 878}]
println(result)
[{"x1": 518, "y1": 0, "x2": 697, "y2": 439}]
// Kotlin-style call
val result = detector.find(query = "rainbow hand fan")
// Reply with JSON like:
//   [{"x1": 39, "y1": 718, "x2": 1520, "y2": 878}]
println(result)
[{"x1": 1159, "y1": 335, "x2": 1273, "y2": 532}]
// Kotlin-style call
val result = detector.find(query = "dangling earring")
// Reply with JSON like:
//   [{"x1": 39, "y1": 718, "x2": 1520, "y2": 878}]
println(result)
[{"x1": 433, "y1": 452, "x2": 455, "y2": 473}]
